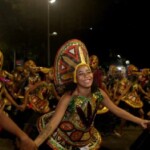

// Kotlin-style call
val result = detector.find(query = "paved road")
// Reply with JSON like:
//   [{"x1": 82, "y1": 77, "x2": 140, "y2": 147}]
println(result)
[{"x1": 0, "y1": 125, "x2": 144, "y2": 150}]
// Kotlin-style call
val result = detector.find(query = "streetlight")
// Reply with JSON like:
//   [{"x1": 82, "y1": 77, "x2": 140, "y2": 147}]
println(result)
[{"x1": 47, "y1": 0, "x2": 56, "y2": 66}]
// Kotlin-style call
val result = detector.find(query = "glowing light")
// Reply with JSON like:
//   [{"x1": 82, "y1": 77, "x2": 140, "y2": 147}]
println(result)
[{"x1": 49, "y1": 0, "x2": 56, "y2": 4}]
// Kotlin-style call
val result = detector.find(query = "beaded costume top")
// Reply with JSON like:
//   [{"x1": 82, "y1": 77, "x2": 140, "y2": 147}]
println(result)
[{"x1": 37, "y1": 89, "x2": 103, "y2": 150}]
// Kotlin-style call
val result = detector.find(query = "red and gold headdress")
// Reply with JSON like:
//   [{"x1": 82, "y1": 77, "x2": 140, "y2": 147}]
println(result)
[{"x1": 54, "y1": 39, "x2": 89, "y2": 86}]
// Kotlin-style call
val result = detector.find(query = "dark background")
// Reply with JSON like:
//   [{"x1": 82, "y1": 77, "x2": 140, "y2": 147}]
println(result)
[{"x1": 0, "y1": 0, "x2": 149, "y2": 70}]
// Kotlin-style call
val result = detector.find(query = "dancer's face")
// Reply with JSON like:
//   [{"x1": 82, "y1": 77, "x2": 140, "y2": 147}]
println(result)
[
  {"x1": 76, "y1": 64, "x2": 93, "y2": 88},
  {"x1": 90, "y1": 55, "x2": 99, "y2": 70}
]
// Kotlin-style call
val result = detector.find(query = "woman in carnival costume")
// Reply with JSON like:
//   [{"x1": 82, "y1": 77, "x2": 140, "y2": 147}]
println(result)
[
  {"x1": 0, "y1": 50, "x2": 25, "y2": 112},
  {"x1": 34, "y1": 39, "x2": 150, "y2": 150},
  {"x1": 113, "y1": 64, "x2": 149, "y2": 136},
  {"x1": 89, "y1": 54, "x2": 109, "y2": 115}
]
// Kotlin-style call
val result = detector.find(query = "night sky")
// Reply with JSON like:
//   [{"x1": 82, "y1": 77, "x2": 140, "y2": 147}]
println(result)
[{"x1": 0, "y1": 0, "x2": 149, "y2": 69}]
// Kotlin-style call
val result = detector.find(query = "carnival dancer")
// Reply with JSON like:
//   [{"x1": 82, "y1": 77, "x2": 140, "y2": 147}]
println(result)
[
  {"x1": 114, "y1": 64, "x2": 148, "y2": 136},
  {"x1": 89, "y1": 55, "x2": 112, "y2": 135},
  {"x1": 24, "y1": 66, "x2": 60, "y2": 110},
  {"x1": 0, "y1": 50, "x2": 24, "y2": 112},
  {"x1": 89, "y1": 55, "x2": 109, "y2": 99},
  {"x1": 34, "y1": 39, "x2": 150, "y2": 150},
  {"x1": 89, "y1": 54, "x2": 109, "y2": 114}
]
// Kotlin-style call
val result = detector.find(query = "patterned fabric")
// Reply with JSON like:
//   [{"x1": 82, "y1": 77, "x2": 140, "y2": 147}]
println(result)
[
  {"x1": 37, "y1": 90, "x2": 103, "y2": 150},
  {"x1": 27, "y1": 82, "x2": 50, "y2": 113},
  {"x1": 121, "y1": 91, "x2": 143, "y2": 108},
  {"x1": 121, "y1": 84, "x2": 143, "y2": 108},
  {"x1": 54, "y1": 39, "x2": 89, "y2": 86}
]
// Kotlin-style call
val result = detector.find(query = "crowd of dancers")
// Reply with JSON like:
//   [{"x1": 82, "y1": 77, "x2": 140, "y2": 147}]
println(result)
[{"x1": 0, "y1": 39, "x2": 150, "y2": 149}]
